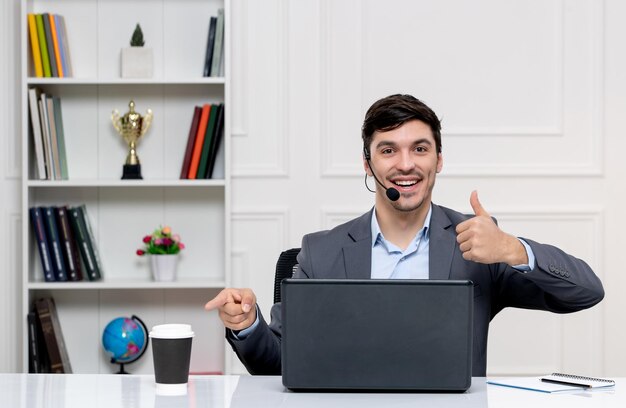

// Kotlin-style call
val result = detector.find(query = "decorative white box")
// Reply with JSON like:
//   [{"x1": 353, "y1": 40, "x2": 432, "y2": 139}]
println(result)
[{"x1": 121, "y1": 47, "x2": 153, "y2": 78}]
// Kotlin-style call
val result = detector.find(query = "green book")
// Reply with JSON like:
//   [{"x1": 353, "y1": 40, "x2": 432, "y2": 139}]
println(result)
[
  {"x1": 52, "y1": 96, "x2": 68, "y2": 179},
  {"x1": 35, "y1": 14, "x2": 52, "y2": 77},
  {"x1": 197, "y1": 104, "x2": 218, "y2": 178}
]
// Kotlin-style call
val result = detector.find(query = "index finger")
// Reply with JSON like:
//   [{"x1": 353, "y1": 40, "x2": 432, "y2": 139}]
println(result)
[{"x1": 204, "y1": 289, "x2": 235, "y2": 311}]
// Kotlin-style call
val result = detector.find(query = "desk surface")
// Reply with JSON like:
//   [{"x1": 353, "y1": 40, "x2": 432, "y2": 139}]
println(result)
[{"x1": 0, "y1": 374, "x2": 621, "y2": 408}]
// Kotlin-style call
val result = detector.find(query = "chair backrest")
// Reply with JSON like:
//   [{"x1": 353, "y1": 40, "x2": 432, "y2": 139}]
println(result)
[{"x1": 273, "y1": 248, "x2": 301, "y2": 303}]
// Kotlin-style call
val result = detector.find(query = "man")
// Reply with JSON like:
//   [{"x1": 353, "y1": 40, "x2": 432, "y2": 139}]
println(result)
[{"x1": 205, "y1": 94, "x2": 604, "y2": 376}]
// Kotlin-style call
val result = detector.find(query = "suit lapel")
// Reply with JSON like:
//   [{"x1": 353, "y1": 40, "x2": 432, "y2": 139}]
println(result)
[
  {"x1": 343, "y1": 210, "x2": 373, "y2": 279},
  {"x1": 429, "y1": 205, "x2": 456, "y2": 280}
]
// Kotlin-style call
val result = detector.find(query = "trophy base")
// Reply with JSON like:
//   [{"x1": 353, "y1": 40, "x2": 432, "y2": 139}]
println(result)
[{"x1": 122, "y1": 164, "x2": 143, "y2": 180}]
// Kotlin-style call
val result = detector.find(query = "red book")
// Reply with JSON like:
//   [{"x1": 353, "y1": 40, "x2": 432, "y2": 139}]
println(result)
[
  {"x1": 180, "y1": 106, "x2": 202, "y2": 179},
  {"x1": 187, "y1": 104, "x2": 211, "y2": 179}
]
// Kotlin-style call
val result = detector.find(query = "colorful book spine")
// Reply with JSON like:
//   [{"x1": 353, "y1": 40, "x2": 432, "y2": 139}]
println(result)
[
  {"x1": 29, "y1": 207, "x2": 55, "y2": 282},
  {"x1": 187, "y1": 104, "x2": 211, "y2": 179},
  {"x1": 197, "y1": 103, "x2": 218, "y2": 178},
  {"x1": 28, "y1": 88, "x2": 47, "y2": 179},
  {"x1": 46, "y1": 98, "x2": 62, "y2": 180},
  {"x1": 207, "y1": 104, "x2": 225, "y2": 178},
  {"x1": 35, "y1": 297, "x2": 72, "y2": 373},
  {"x1": 68, "y1": 206, "x2": 102, "y2": 281},
  {"x1": 42, "y1": 14, "x2": 59, "y2": 77},
  {"x1": 35, "y1": 14, "x2": 51, "y2": 77},
  {"x1": 203, "y1": 16, "x2": 217, "y2": 77},
  {"x1": 52, "y1": 96, "x2": 69, "y2": 180},
  {"x1": 210, "y1": 9, "x2": 225, "y2": 77},
  {"x1": 42, "y1": 206, "x2": 68, "y2": 282},
  {"x1": 27, "y1": 14, "x2": 44, "y2": 77},
  {"x1": 48, "y1": 14, "x2": 64, "y2": 78},
  {"x1": 55, "y1": 206, "x2": 83, "y2": 281},
  {"x1": 57, "y1": 15, "x2": 73, "y2": 77},
  {"x1": 180, "y1": 106, "x2": 202, "y2": 179}
]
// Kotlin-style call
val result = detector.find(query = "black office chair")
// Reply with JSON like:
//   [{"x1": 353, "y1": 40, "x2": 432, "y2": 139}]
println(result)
[{"x1": 273, "y1": 248, "x2": 301, "y2": 303}]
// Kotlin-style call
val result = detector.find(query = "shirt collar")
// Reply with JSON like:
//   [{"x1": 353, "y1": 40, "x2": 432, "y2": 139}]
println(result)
[{"x1": 371, "y1": 204, "x2": 432, "y2": 248}]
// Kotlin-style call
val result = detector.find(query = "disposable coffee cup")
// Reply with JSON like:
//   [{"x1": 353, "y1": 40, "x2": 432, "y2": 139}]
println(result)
[{"x1": 149, "y1": 324, "x2": 194, "y2": 396}]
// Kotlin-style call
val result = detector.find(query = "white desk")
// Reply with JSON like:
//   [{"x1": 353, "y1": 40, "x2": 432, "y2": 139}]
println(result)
[{"x1": 0, "y1": 374, "x2": 621, "y2": 408}]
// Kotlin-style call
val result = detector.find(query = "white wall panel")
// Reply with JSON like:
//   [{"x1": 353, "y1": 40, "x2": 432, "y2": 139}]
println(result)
[
  {"x1": 486, "y1": 209, "x2": 604, "y2": 375},
  {"x1": 321, "y1": 0, "x2": 603, "y2": 176},
  {"x1": 231, "y1": 0, "x2": 289, "y2": 177}
]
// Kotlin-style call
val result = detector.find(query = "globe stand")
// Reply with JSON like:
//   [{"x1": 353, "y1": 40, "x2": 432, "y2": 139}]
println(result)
[{"x1": 105, "y1": 315, "x2": 150, "y2": 375}]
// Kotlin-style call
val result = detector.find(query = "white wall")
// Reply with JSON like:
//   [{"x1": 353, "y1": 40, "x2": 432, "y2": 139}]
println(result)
[{"x1": 2, "y1": 0, "x2": 625, "y2": 377}]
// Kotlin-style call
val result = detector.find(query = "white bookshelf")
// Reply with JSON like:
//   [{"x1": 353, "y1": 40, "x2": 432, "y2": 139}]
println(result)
[{"x1": 20, "y1": 0, "x2": 230, "y2": 375}]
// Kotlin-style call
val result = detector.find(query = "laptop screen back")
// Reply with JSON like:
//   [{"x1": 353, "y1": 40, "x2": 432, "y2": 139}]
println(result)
[{"x1": 281, "y1": 279, "x2": 473, "y2": 391}]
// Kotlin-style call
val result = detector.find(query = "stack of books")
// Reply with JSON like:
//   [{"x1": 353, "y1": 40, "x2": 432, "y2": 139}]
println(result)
[
  {"x1": 30, "y1": 205, "x2": 103, "y2": 282},
  {"x1": 28, "y1": 297, "x2": 72, "y2": 374},
  {"x1": 180, "y1": 103, "x2": 225, "y2": 179},
  {"x1": 28, "y1": 87, "x2": 68, "y2": 180},
  {"x1": 203, "y1": 8, "x2": 225, "y2": 77},
  {"x1": 27, "y1": 13, "x2": 73, "y2": 78}
]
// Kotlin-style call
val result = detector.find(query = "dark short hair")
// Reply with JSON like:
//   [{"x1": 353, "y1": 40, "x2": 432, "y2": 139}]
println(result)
[{"x1": 361, "y1": 94, "x2": 442, "y2": 155}]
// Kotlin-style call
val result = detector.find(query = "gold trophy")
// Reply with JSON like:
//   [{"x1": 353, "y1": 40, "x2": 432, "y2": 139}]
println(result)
[{"x1": 111, "y1": 100, "x2": 153, "y2": 179}]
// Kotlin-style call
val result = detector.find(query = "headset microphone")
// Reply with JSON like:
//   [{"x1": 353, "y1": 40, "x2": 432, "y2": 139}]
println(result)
[{"x1": 363, "y1": 149, "x2": 400, "y2": 202}]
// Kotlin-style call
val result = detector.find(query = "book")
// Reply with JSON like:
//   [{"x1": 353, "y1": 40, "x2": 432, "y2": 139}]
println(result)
[
  {"x1": 29, "y1": 207, "x2": 55, "y2": 282},
  {"x1": 180, "y1": 106, "x2": 202, "y2": 179},
  {"x1": 35, "y1": 297, "x2": 72, "y2": 373},
  {"x1": 42, "y1": 14, "x2": 59, "y2": 77},
  {"x1": 207, "y1": 104, "x2": 225, "y2": 178},
  {"x1": 80, "y1": 204, "x2": 103, "y2": 279},
  {"x1": 42, "y1": 206, "x2": 68, "y2": 282},
  {"x1": 541, "y1": 373, "x2": 616, "y2": 389},
  {"x1": 53, "y1": 96, "x2": 69, "y2": 180},
  {"x1": 487, "y1": 374, "x2": 615, "y2": 393},
  {"x1": 35, "y1": 14, "x2": 51, "y2": 77},
  {"x1": 197, "y1": 103, "x2": 218, "y2": 178},
  {"x1": 46, "y1": 97, "x2": 62, "y2": 179},
  {"x1": 38, "y1": 95, "x2": 55, "y2": 180},
  {"x1": 203, "y1": 16, "x2": 217, "y2": 77},
  {"x1": 48, "y1": 14, "x2": 64, "y2": 78},
  {"x1": 187, "y1": 104, "x2": 211, "y2": 179},
  {"x1": 55, "y1": 206, "x2": 83, "y2": 281},
  {"x1": 68, "y1": 205, "x2": 102, "y2": 281},
  {"x1": 27, "y1": 311, "x2": 50, "y2": 373},
  {"x1": 210, "y1": 9, "x2": 225, "y2": 77},
  {"x1": 27, "y1": 14, "x2": 44, "y2": 77},
  {"x1": 57, "y1": 15, "x2": 73, "y2": 77},
  {"x1": 28, "y1": 88, "x2": 47, "y2": 179}
]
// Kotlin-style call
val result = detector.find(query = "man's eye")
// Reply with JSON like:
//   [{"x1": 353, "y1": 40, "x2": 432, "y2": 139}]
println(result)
[
  {"x1": 415, "y1": 146, "x2": 427, "y2": 153},
  {"x1": 381, "y1": 148, "x2": 393, "y2": 154}
]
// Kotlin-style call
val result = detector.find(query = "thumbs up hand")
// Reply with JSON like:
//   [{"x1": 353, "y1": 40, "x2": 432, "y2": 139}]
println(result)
[{"x1": 455, "y1": 191, "x2": 528, "y2": 266}]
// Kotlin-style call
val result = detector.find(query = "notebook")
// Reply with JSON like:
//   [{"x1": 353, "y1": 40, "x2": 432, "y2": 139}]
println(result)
[
  {"x1": 280, "y1": 279, "x2": 474, "y2": 391},
  {"x1": 487, "y1": 373, "x2": 615, "y2": 393}
]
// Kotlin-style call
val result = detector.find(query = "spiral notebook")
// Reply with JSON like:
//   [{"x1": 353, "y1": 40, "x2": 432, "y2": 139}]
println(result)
[{"x1": 487, "y1": 373, "x2": 615, "y2": 393}]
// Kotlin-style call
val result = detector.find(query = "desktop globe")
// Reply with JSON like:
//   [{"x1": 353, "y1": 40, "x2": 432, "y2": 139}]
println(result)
[{"x1": 102, "y1": 315, "x2": 149, "y2": 374}]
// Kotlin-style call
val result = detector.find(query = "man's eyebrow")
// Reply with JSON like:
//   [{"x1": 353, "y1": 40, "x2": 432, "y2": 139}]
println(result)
[{"x1": 374, "y1": 138, "x2": 433, "y2": 149}]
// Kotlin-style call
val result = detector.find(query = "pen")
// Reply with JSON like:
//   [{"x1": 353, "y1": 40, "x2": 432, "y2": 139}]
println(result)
[{"x1": 541, "y1": 378, "x2": 591, "y2": 388}]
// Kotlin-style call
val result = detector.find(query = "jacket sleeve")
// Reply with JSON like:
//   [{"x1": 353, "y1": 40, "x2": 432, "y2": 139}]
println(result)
[{"x1": 492, "y1": 238, "x2": 604, "y2": 314}]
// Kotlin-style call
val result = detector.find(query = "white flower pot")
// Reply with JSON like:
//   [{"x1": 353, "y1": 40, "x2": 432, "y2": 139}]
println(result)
[
  {"x1": 121, "y1": 47, "x2": 153, "y2": 78},
  {"x1": 150, "y1": 255, "x2": 179, "y2": 282}
]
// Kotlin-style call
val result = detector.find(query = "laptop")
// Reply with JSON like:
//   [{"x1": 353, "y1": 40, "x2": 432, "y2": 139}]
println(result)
[{"x1": 281, "y1": 279, "x2": 473, "y2": 392}]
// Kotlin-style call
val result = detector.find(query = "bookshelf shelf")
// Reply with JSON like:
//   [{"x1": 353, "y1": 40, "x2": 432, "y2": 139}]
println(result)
[
  {"x1": 27, "y1": 78, "x2": 226, "y2": 85},
  {"x1": 21, "y1": 0, "x2": 231, "y2": 376},
  {"x1": 27, "y1": 278, "x2": 227, "y2": 290},
  {"x1": 27, "y1": 179, "x2": 227, "y2": 188}
]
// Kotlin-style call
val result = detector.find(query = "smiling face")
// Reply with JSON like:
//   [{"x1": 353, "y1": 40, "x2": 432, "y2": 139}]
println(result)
[{"x1": 364, "y1": 119, "x2": 443, "y2": 215}]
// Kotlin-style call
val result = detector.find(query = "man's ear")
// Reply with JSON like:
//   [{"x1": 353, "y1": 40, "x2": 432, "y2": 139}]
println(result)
[
  {"x1": 363, "y1": 157, "x2": 372, "y2": 176},
  {"x1": 436, "y1": 152, "x2": 443, "y2": 173}
]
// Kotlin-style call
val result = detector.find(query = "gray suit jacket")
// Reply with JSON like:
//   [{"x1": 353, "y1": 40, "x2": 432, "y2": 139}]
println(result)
[{"x1": 227, "y1": 204, "x2": 604, "y2": 376}]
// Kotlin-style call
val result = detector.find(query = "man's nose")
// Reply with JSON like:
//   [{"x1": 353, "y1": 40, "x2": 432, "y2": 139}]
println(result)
[{"x1": 396, "y1": 150, "x2": 415, "y2": 171}]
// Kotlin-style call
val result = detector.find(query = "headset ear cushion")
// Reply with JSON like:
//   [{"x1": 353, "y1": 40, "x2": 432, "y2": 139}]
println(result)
[{"x1": 363, "y1": 148, "x2": 370, "y2": 160}]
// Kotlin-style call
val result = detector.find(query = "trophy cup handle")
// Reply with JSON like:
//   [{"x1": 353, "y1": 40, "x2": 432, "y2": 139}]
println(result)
[
  {"x1": 141, "y1": 109, "x2": 153, "y2": 137},
  {"x1": 111, "y1": 110, "x2": 123, "y2": 134}
]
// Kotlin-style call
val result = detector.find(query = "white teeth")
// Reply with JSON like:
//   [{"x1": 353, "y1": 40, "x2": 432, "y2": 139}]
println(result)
[{"x1": 394, "y1": 180, "x2": 417, "y2": 186}]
